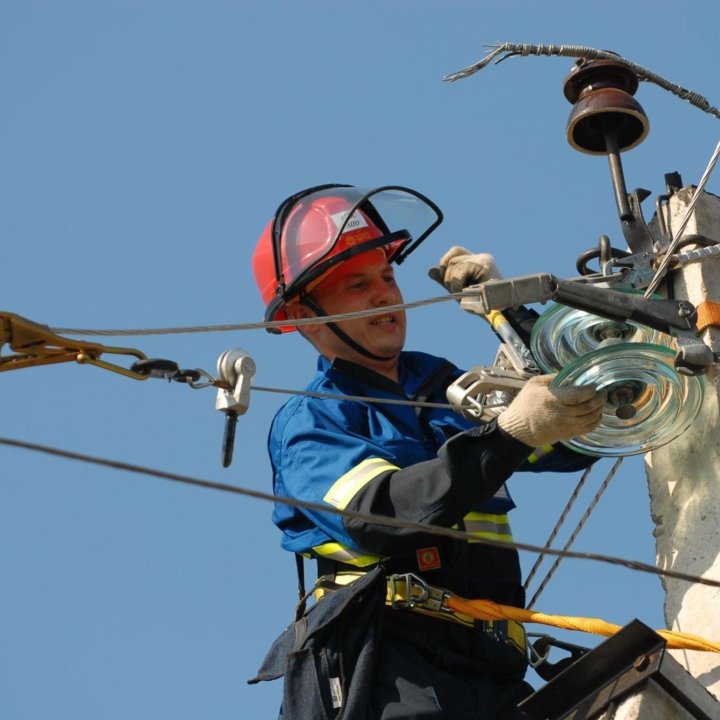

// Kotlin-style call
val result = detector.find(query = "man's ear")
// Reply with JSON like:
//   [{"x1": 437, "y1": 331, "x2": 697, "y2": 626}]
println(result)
[{"x1": 285, "y1": 301, "x2": 318, "y2": 338}]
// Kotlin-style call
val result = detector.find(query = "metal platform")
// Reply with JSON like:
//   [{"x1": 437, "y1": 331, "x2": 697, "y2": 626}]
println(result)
[{"x1": 519, "y1": 620, "x2": 720, "y2": 719}]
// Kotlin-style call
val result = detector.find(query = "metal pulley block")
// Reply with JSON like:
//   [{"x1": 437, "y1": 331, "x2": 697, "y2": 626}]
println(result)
[
  {"x1": 446, "y1": 353, "x2": 528, "y2": 423},
  {"x1": 215, "y1": 349, "x2": 256, "y2": 467}
]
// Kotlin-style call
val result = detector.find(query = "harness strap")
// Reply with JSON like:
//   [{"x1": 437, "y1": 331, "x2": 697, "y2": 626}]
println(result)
[{"x1": 313, "y1": 571, "x2": 527, "y2": 656}]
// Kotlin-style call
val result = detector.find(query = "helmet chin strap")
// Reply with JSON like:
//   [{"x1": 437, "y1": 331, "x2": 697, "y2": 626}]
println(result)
[{"x1": 300, "y1": 295, "x2": 398, "y2": 363}]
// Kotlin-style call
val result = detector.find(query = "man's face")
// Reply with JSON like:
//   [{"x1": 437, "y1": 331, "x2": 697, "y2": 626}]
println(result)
[{"x1": 304, "y1": 250, "x2": 407, "y2": 371}]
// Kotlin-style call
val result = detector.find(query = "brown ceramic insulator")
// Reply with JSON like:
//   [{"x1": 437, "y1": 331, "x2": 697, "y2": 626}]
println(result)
[{"x1": 563, "y1": 58, "x2": 650, "y2": 155}]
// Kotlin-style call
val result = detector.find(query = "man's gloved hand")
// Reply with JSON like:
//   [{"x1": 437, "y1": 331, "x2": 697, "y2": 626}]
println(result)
[
  {"x1": 497, "y1": 375, "x2": 606, "y2": 448},
  {"x1": 435, "y1": 246, "x2": 503, "y2": 293}
]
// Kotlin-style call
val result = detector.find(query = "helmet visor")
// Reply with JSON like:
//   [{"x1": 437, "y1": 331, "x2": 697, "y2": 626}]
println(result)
[{"x1": 272, "y1": 185, "x2": 442, "y2": 301}]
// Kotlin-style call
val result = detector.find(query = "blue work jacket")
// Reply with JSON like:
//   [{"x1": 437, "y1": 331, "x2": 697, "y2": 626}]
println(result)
[{"x1": 268, "y1": 351, "x2": 593, "y2": 603}]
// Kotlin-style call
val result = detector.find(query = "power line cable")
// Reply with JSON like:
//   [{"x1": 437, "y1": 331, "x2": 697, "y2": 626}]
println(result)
[
  {"x1": 444, "y1": 43, "x2": 720, "y2": 120},
  {"x1": 1, "y1": 435, "x2": 719, "y2": 590},
  {"x1": 50, "y1": 293, "x2": 463, "y2": 337},
  {"x1": 252, "y1": 385, "x2": 455, "y2": 410}
]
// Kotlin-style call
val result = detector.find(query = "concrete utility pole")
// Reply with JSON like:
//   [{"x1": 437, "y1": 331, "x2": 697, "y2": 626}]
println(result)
[
  {"x1": 646, "y1": 187, "x2": 720, "y2": 701},
  {"x1": 522, "y1": 190, "x2": 720, "y2": 720}
]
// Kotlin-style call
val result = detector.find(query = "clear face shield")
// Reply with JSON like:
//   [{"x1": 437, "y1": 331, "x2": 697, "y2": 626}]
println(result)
[{"x1": 265, "y1": 185, "x2": 443, "y2": 323}]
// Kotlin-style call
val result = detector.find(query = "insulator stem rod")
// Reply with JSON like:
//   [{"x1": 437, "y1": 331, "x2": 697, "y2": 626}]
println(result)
[{"x1": 604, "y1": 130, "x2": 633, "y2": 222}]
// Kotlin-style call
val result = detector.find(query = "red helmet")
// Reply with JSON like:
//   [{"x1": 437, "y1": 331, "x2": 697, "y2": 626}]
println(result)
[{"x1": 252, "y1": 184, "x2": 443, "y2": 333}]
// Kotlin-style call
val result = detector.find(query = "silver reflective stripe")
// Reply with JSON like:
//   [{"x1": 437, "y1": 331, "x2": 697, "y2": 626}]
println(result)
[
  {"x1": 323, "y1": 457, "x2": 399, "y2": 510},
  {"x1": 463, "y1": 512, "x2": 513, "y2": 542},
  {"x1": 312, "y1": 541, "x2": 384, "y2": 567}
]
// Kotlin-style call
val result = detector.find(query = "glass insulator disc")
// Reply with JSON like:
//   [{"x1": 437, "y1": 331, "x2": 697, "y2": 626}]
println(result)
[
  {"x1": 551, "y1": 342, "x2": 704, "y2": 457},
  {"x1": 530, "y1": 301, "x2": 673, "y2": 373}
]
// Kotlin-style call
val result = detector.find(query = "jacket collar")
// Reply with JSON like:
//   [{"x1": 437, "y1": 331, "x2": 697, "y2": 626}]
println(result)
[{"x1": 327, "y1": 356, "x2": 405, "y2": 396}]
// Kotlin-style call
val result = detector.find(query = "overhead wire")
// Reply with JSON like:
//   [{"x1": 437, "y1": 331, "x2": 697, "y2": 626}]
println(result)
[
  {"x1": 252, "y1": 385, "x2": 455, "y2": 410},
  {"x1": 50, "y1": 293, "x2": 466, "y2": 337},
  {"x1": 2, "y1": 435, "x2": 719, "y2": 591},
  {"x1": 443, "y1": 43, "x2": 720, "y2": 121}
]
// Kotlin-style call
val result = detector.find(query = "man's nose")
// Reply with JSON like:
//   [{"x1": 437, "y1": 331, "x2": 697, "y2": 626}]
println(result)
[{"x1": 370, "y1": 278, "x2": 397, "y2": 304}]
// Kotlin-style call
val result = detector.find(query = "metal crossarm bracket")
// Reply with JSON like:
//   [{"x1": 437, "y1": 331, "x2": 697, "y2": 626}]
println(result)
[{"x1": 0, "y1": 311, "x2": 148, "y2": 379}]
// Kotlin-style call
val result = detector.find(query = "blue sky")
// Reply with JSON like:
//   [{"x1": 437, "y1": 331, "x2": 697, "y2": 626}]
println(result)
[{"x1": 2, "y1": 2, "x2": 720, "y2": 718}]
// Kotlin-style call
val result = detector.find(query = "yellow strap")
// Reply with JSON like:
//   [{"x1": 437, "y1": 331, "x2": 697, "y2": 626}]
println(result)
[
  {"x1": 446, "y1": 596, "x2": 720, "y2": 654},
  {"x1": 696, "y1": 300, "x2": 720, "y2": 332}
]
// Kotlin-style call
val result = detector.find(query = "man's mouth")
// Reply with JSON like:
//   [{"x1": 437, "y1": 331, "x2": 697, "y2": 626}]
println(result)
[{"x1": 371, "y1": 314, "x2": 395, "y2": 326}]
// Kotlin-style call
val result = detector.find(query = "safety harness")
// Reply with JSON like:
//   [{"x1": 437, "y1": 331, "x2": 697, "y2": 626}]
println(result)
[{"x1": 314, "y1": 570, "x2": 528, "y2": 658}]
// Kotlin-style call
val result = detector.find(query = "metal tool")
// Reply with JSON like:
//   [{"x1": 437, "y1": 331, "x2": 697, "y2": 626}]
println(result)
[
  {"x1": 215, "y1": 349, "x2": 256, "y2": 467},
  {"x1": 458, "y1": 273, "x2": 713, "y2": 376},
  {"x1": 0, "y1": 311, "x2": 148, "y2": 379}
]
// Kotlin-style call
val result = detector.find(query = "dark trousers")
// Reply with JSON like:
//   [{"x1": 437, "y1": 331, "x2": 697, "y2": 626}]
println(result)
[{"x1": 369, "y1": 632, "x2": 533, "y2": 719}]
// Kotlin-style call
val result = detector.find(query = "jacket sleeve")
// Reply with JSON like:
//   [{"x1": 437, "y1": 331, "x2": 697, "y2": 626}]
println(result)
[
  {"x1": 273, "y1": 397, "x2": 532, "y2": 556},
  {"x1": 343, "y1": 422, "x2": 532, "y2": 555}
]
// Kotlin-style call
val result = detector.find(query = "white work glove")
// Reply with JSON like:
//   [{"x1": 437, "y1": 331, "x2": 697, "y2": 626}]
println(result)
[
  {"x1": 435, "y1": 246, "x2": 503, "y2": 293},
  {"x1": 497, "y1": 375, "x2": 606, "y2": 448}
]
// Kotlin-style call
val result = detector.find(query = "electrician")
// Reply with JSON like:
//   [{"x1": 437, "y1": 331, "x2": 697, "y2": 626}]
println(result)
[{"x1": 249, "y1": 184, "x2": 604, "y2": 719}]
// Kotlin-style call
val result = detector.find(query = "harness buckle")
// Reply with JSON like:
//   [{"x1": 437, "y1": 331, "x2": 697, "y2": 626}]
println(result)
[
  {"x1": 387, "y1": 573, "x2": 451, "y2": 614},
  {"x1": 387, "y1": 573, "x2": 430, "y2": 609}
]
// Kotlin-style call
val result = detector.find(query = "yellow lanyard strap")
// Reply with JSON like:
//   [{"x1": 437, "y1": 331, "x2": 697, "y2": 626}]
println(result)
[{"x1": 446, "y1": 596, "x2": 720, "y2": 654}]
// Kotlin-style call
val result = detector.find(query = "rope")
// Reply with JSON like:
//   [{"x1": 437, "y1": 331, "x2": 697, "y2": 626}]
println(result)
[
  {"x1": 443, "y1": 43, "x2": 720, "y2": 121},
  {"x1": 446, "y1": 595, "x2": 720, "y2": 654},
  {"x1": 527, "y1": 458, "x2": 623, "y2": 608},
  {"x1": 523, "y1": 464, "x2": 593, "y2": 591},
  {"x1": 2, "y1": 435, "x2": 720, "y2": 591}
]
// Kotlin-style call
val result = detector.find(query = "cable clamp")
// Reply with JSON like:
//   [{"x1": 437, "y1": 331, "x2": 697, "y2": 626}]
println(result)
[{"x1": 0, "y1": 311, "x2": 148, "y2": 379}]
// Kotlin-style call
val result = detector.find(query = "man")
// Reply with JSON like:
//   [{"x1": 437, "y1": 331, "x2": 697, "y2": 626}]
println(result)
[{"x1": 249, "y1": 185, "x2": 604, "y2": 719}]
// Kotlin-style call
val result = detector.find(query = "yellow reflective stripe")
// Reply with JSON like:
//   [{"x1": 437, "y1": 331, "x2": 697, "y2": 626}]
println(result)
[
  {"x1": 463, "y1": 512, "x2": 513, "y2": 542},
  {"x1": 323, "y1": 457, "x2": 399, "y2": 510},
  {"x1": 312, "y1": 542, "x2": 384, "y2": 567},
  {"x1": 528, "y1": 444, "x2": 554, "y2": 464}
]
